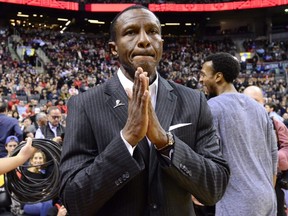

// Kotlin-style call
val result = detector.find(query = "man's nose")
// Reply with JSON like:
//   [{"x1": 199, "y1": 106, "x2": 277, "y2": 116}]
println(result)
[
  {"x1": 199, "y1": 77, "x2": 203, "y2": 83},
  {"x1": 137, "y1": 30, "x2": 150, "y2": 48}
]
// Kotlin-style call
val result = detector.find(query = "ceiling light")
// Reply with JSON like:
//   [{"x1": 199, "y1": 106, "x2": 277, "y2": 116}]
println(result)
[
  {"x1": 165, "y1": 23, "x2": 180, "y2": 26},
  {"x1": 17, "y1": 14, "x2": 29, "y2": 18},
  {"x1": 57, "y1": 18, "x2": 68, "y2": 21},
  {"x1": 88, "y1": 19, "x2": 105, "y2": 24},
  {"x1": 65, "y1": 20, "x2": 71, "y2": 26}
]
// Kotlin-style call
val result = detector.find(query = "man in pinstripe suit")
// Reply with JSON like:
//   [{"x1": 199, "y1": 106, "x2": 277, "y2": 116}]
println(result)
[{"x1": 59, "y1": 5, "x2": 230, "y2": 216}]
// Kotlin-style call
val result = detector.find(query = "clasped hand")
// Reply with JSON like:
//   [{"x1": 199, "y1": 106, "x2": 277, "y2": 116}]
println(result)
[{"x1": 122, "y1": 67, "x2": 168, "y2": 149}]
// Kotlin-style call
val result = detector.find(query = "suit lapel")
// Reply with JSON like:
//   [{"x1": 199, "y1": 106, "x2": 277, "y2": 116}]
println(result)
[
  {"x1": 149, "y1": 77, "x2": 177, "y2": 185},
  {"x1": 105, "y1": 76, "x2": 128, "y2": 127},
  {"x1": 155, "y1": 77, "x2": 177, "y2": 132}
]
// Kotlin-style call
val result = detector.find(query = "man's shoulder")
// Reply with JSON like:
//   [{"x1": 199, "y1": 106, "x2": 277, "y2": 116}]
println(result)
[
  {"x1": 0, "y1": 114, "x2": 18, "y2": 123},
  {"x1": 166, "y1": 79, "x2": 202, "y2": 97}
]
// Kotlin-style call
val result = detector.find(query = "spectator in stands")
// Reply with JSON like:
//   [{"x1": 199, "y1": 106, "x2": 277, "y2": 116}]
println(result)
[
  {"x1": 22, "y1": 103, "x2": 35, "y2": 119},
  {"x1": 22, "y1": 149, "x2": 53, "y2": 216},
  {"x1": 22, "y1": 131, "x2": 34, "y2": 142},
  {"x1": 21, "y1": 117, "x2": 36, "y2": 134},
  {"x1": 265, "y1": 102, "x2": 284, "y2": 122},
  {"x1": 39, "y1": 88, "x2": 50, "y2": 101},
  {"x1": 7, "y1": 94, "x2": 20, "y2": 111},
  {"x1": 0, "y1": 101, "x2": 23, "y2": 158},
  {"x1": 11, "y1": 110, "x2": 20, "y2": 120},
  {"x1": 199, "y1": 52, "x2": 278, "y2": 216},
  {"x1": 5, "y1": 136, "x2": 19, "y2": 157},
  {"x1": 68, "y1": 84, "x2": 79, "y2": 97},
  {"x1": 0, "y1": 80, "x2": 9, "y2": 96},
  {"x1": 16, "y1": 100, "x2": 27, "y2": 119},
  {"x1": 58, "y1": 84, "x2": 70, "y2": 101},
  {"x1": 55, "y1": 99, "x2": 68, "y2": 114},
  {"x1": 35, "y1": 106, "x2": 65, "y2": 144},
  {"x1": 35, "y1": 112, "x2": 48, "y2": 130},
  {"x1": 60, "y1": 5, "x2": 230, "y2": 216}
]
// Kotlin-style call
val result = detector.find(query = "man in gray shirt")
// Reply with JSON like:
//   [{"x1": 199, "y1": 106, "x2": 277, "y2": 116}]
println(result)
[{"x1": 199, "y1": 52, "x2": 278, "y2": 216}]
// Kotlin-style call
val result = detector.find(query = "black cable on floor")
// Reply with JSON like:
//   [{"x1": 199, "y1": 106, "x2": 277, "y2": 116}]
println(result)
[{"x1": 4, "y1": 139, "x2": 62, "y2": 204}]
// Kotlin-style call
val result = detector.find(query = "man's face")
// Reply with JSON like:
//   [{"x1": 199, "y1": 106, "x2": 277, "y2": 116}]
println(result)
[
  {"x1": 5, "y1": 141, "x2": 18, "y2": 156},
  {"x1": 23, "y1": 118, "x2": 32, "y2": 127},
  {"x1": 48, "y1": 109, "x2": 62, "y2": 127},
  {"x1": 199, "y1": 61, "x2": 218, "y2": 98},
  {"x1": 109, "y1": 8, "x2": 163, "y2": 83},
  {"x1": 265, "y1": 105, "x2": 272, "y2": 114}
]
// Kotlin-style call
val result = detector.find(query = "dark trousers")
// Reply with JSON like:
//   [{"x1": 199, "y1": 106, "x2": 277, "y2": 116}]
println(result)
[
  {"x1": 276, "y1": 180, "x2": 286, "y2": 216},
  {"x1": 194, "y1": 204, "x2": 215, "y2": 216}
]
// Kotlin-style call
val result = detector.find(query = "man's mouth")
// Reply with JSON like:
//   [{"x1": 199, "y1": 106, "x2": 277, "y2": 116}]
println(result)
[{"x1": 132, "y1": 52, "x2": 155, "y2": 58}]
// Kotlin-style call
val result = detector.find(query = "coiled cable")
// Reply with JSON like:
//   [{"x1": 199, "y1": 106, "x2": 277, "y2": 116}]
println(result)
[{"x1": 5, "y1": 138, "x2": 62, "y2": 204}]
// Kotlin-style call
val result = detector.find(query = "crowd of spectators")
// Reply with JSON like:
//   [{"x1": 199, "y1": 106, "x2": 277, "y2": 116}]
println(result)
[
  {"x1": 243, "y1": 38, "x2": 288, "y2": 62},
  {"x1": 0, "y1": 26, "x2": 288, "y2": 131}
]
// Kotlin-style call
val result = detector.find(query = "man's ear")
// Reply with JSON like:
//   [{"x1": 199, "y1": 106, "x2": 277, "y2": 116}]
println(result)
[
  {"x1": 108, "y1": 41, "x2": 118, "y2": 56},
  {"x1": 215, "y1": 72, "x2": 223, "y2": 83}
]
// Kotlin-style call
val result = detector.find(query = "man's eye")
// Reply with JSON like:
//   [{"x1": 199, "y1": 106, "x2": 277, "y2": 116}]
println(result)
[
  {"x1": 125, "y1": 30, "x2": 135, "y2": 36},
  {"x1": 150, "y1": 29, "x2": 159, "y2": 34}
]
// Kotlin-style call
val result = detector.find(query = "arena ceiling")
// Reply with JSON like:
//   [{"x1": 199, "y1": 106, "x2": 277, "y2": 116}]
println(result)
[{"x1": 0, "y1": 2, "x2": 287, "y2": 35}]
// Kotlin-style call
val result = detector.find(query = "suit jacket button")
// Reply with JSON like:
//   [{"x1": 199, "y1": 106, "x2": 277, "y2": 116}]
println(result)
[
  {"x1": 118, "y1": 178, "x2": 123, "y2": 184},
  {"x1": 125, "y1": 172, "x2": 129, "y2": 178},
  {"x1": 150, "y1": 203, "x2": 157, "y2": 209}
]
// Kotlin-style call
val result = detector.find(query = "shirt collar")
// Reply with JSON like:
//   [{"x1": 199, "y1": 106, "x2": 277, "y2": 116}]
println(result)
[
  {"x1": 117, "y1": 68, "x2": 158, "y2": 97},
  {"x1": 48, "y1": 122, "x2": 57, "y2": 129}
]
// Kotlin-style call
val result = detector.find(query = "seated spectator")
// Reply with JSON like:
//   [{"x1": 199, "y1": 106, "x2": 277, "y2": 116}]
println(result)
[
  {"x1": 35, "y1": 112, "x2": 48, "y2": 130},
  {"x1": 22, "y1": 131, "x2": 35, "y2": 142},
  {"x1": 22, "y1": 150, "x2": 53, "y2": 216},
  {"x1": 22, "y1": 103, "x2": 35, "y2": 119},
  {"x1": 5, "y1": 136, "x2": 19, "y2": 157},
  {"x1": 11, "y1": 110, "x2": 20, "y2": 120},
  {"x1": 16, "y1": 100, "x2": 27, "y2": 119},
  {"x1": 55, "y1": 99, "x2": 67, "y2": 114},
  {"x1": 68, "y1": 84, "x2": 79, "y2": 96},
  {"x1": 7, "y1": 94, "x2": 20, "y2": 111},
  {"x1": 21, "y1": 117, "x2": 36, "y2": 135}
]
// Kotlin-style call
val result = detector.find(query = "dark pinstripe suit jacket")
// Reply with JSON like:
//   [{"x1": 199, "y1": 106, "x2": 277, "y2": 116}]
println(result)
[{"x1": 59, "y1": 74, "x2": 230, "y2": 216}]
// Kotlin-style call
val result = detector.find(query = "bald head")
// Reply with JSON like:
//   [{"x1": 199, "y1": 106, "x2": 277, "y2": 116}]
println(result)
[{"x1": 243, "y1": 86, "x2": 265, "y2": 105}]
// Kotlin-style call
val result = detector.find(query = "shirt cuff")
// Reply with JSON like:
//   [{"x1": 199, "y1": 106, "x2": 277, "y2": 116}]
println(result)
[{"x1": 120, "y1": 130, "x2": 136, "y2": 156}]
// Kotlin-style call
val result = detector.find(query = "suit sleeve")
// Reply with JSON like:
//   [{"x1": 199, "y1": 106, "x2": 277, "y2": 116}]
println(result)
[
  {"x1": 59, "y1": 95, "x2": 145, "y2": 215},
  {"x1": 159, "y1": 93, "x2": 230, "y2": 206},
  {"x1": 14, "y1": 119, "x2": 23, "y2": 142}
]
